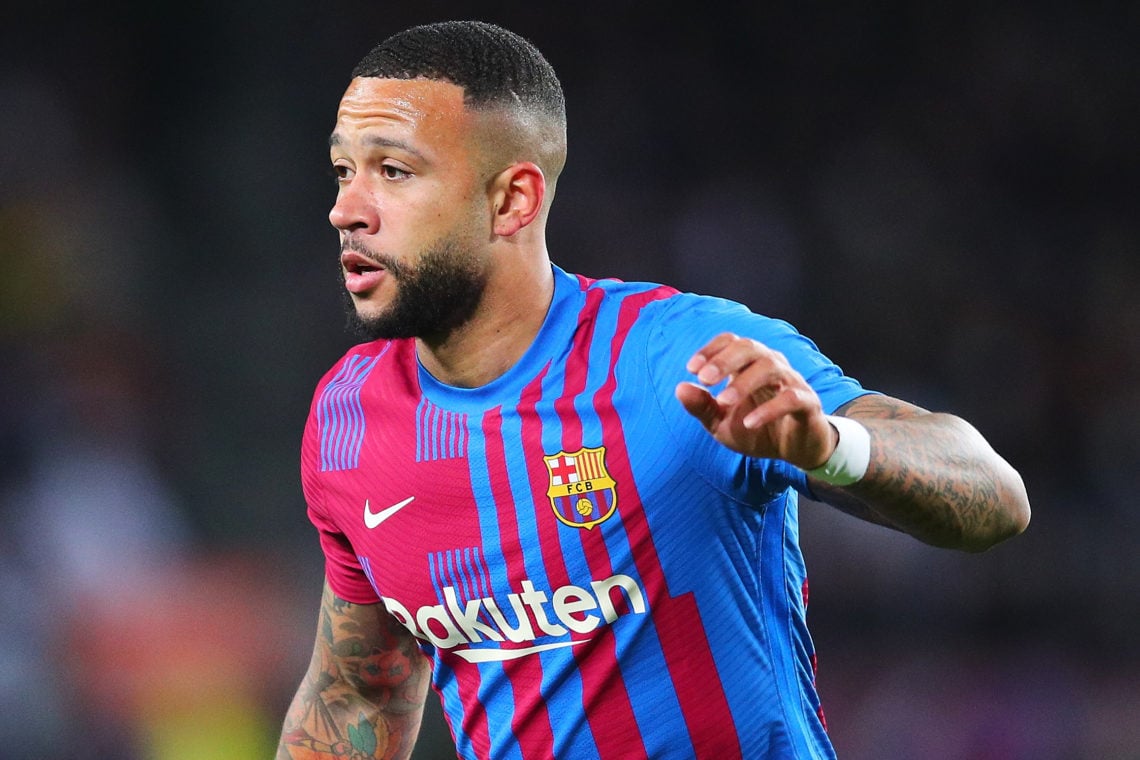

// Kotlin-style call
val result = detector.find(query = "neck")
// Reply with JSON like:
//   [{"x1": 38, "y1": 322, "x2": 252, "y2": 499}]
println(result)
[{"x1": 415, "y1": 253, "x2": 555, "y2": 389}]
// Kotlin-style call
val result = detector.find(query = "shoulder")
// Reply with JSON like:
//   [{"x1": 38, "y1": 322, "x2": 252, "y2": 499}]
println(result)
[
  {"x1": 569, "y1": 272, "x2": 681, "y2": 315},
  {"x1": 634, "y1": 289, "x2": 807, "y2": 362},
  {"x1": 600, "y1": 283, "x2": 871, "y2": 413},
  {"x1": 559, "y1": 273, "x2": 811, "y2": 373},
  {"x1": 302, "y1": 339, "x2": 416, "y2": 438},
  {"x1": 310, "y1": 339, "x2": 413, "y2": 396},
  {"x1": 567, "y1": 273, "x2": 781, "y2": 341}
]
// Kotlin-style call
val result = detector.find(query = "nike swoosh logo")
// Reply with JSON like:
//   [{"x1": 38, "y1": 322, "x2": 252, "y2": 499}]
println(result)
[
  {"x1": 363, "y1": 496, "x2": 415, "y2": 529},
  {"x1": 454, "y1": 639, "x2": 589, "y2": 663}
]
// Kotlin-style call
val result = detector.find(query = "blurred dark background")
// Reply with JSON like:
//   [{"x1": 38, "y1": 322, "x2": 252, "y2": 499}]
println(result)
[{"x1": 2, "y1": 2, "x2": 1137, "y2": 758}]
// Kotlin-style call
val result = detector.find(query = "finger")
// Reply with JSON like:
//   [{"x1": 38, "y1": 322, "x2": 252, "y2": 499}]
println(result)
[
  {"x1": 715, "y1": 357, "x2": 789, "y2": 408},
  {"x1": 696, "y1": 335, "x2": 757, "y2": 385},
  {"x1": 685, "y1": 333, "x2": 740, "y2": 376},
  {"x1": 742, "y1": 386, "x2": 815, "y2": 429},
  {"x1": 675, "y1": 381, "x2": 722, "y2": 432},
  {"x1": 697, "y1": 339, "x2": 788, "y2": 398},
  {"x1": 698, "y1": 338, "x2": 780, "y2": 388}
]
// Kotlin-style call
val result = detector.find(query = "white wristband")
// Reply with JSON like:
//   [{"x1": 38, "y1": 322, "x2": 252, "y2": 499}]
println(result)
[{"x1": 805, "y1": 415, "x2": 871, "y2": 486}]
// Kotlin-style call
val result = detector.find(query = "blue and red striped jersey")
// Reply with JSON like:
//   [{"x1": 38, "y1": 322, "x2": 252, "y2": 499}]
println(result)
[{"x1": 302, "y1": 265, "x2": 871, "y2": 759}]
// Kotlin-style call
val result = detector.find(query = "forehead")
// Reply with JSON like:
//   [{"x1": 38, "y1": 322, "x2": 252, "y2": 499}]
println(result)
[{"x1": 331, "y1": 77, "x2": 473, "y2": 151}]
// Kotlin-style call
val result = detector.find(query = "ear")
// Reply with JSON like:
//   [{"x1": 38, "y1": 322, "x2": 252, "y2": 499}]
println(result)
[{"x1": 490, "y1": 162, "x2": 546, "y2": 237}]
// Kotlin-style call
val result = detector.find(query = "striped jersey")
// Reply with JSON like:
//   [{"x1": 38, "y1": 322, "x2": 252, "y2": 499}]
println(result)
[{"x1": 301, "y1": 264, "x2": 871, "y2": 759}]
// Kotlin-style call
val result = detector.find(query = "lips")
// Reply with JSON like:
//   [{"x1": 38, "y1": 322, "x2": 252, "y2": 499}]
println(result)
[{"x1": 341, "y1": 250, "x2": 388, "y2": 294}]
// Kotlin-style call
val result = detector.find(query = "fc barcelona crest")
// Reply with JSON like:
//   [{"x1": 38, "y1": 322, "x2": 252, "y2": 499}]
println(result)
[{"x1": 544, "y1": 446, "x2": 618, "y2": 530}]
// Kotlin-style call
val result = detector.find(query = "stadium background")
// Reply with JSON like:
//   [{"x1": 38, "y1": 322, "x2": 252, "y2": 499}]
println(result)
[{"x1": 1, "y1": 2, "x2": 1137, "y2": 758}]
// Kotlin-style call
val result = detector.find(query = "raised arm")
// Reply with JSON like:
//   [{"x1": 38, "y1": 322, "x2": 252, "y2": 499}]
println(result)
[
  {"x1": 809, "y1": 393, "x2": 1030, "y2": 551},
  {"x1": 277, "y1": 581, "x2": 432, "y2": 760},
  {"x1": 675, "y1": 333, "x2": 1030, "y2": 552}
]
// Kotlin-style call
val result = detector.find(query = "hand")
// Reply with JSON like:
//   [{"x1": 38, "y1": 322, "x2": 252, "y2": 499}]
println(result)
[{"x1": 674, "y1": 333, "x2": 838, "y2": 470}]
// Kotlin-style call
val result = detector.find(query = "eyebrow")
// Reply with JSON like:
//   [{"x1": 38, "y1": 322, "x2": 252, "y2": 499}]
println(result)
[{"x1": 328, "y1": 132, "x2": 426, "y2": 161}]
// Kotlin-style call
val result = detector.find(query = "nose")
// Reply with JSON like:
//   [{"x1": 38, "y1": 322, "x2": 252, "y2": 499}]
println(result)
[{"x1": 329, "y1": 179, "x2": 379, "y2": 234}]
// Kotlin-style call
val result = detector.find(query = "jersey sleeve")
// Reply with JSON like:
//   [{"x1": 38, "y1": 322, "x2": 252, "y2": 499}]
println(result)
[
  {"x1": 640, "y1": 292, "x2": 876, "y2": 503},
  {"x1": 301, "y1": 388, "x2": 382, "y2": 605}
]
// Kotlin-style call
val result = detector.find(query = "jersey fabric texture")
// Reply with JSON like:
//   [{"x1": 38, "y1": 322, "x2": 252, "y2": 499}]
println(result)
[{"x1": 302, "y1": 264, "x2": 872, "y2": 760}]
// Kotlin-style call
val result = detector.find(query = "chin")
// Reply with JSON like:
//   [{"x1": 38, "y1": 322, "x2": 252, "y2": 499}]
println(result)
[{"x1": 349, "y1": 292, "x2": 388, "y2": 317}]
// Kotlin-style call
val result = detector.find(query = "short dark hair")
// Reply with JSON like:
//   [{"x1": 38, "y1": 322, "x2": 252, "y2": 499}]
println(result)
[{"x1": 352, "y1": 20, "x2": 565, "y2": 126}]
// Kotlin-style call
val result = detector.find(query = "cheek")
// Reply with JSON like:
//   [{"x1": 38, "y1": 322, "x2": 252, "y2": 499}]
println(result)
[{"x1": 434, "y1": 191, "x2": 491, "y2": 243}]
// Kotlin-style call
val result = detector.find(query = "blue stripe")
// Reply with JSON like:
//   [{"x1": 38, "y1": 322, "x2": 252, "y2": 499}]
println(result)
[
  {"x1": 575, "y1": 283, "x2": 694, "y2": 756},
  {"x1": 444, "y1": 410, "x2": 456, "y2": 458},
  {"x1": 497, "y1": 401, "x2": 551, "y2": 597},
  {"x1": 530, "y1": 366, "x2": 602, "y2": 759},
  {"x1": 455, "y1": 416, "x2": 526, "y2": 760},
  {"x1": 318, "y1": 352, "x2": 382, "y2": 471},
  {"x1": 463, "y1": 548, "x2": 491, "y2": 628},
  {"x1": 428, "y1": 551, "x2": 438, "y2": 590},
  {"x1": 447, "y1": 409, "x2": 458, "y2": 459},
  {"x1": 415, "y1": 397, "x2": 428, "y2": 462},
  {"x1": 358, "y1": 555, "x2": 379, "y2": 597},
  {"x1": 416, "y1": 399, "x2": 469, "y2": 462},
  {"x1": 427, "y1": 403, "x2": 439, "y2": 461},
  {"x1": 453, "y1": 551, "x2": 473, "y2": 603},
  {"x1": 467, "y1": 547, "x2": 494, "y2": 629},
  {"x1": 429, "y1": 551, "x2": 444, "y2": 601},
  {"x1": 472, "y1": 547, "x2": 490, "y2": 599},
  {"x1": 446, "y1": 550, "x2": 465, "y2": 603},
  {"x1": 454, "y1": 413, "x2": 463, "y2": 459},
  {"x1": 319, "y1": 381, "x2": 344, "y2": 469},
  {"x1": 429, "y1": 656, "x2": 466, "y2": 758},
  {"x1": 466, "y1": 418, "x2": 501, "y2": 591},
  {"x1": 437, "y1": 550, "x2": 463, "y2": 600},
  {"x1": 467, "y1": 549, "x2": 494, "y2": 628}
]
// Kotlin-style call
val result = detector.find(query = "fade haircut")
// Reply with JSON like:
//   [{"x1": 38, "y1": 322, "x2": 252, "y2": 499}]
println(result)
[{"x1": 352, "y1": 20, "x2": 566, "y2": 129}]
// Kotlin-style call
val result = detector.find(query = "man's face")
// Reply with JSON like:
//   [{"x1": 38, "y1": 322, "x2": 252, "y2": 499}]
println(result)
[{"x1": 328, "y1": 77, "x2": 491, "y2": 340}]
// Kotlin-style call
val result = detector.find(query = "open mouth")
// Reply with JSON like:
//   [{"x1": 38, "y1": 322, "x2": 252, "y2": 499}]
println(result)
[
  {"x1": 341, "y1": 251, "x2": 388, "y2": 294},
  {"x1": 341, "y1": 251, "x2": 385, "y2": 275}
]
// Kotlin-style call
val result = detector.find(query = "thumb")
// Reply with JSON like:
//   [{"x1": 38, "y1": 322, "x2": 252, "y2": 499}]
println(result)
[{"x1": 675, "y1": 381, "x2": 722, "y2": 432}]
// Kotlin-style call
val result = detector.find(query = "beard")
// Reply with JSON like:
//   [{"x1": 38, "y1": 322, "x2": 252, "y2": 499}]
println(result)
[{"x1": 341, "y1": 234, "x2": 487, "y2": 342}]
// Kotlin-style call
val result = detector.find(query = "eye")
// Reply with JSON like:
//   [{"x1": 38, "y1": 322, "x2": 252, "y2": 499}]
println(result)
[
  {"x1": 331, "y1": 163, "x2": 354, "y2": 185},
  {"x1": 383, "y1": 161, "x2": 414, "y2": 181},
  {"x1": 381, "y1": 163, "x2": 411, "y2": 180}
]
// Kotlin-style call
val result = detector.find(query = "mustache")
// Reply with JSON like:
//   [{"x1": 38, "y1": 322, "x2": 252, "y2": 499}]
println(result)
[{"x1": 341, "y1": 237, "x2": 403, "y2": 275}]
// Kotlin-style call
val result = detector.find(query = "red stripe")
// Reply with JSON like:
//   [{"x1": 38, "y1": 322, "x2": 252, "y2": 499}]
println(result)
[
  {"x1": 550, "y1": 280, "x2": 649, "y2": 760},
  {"x1": 481, "y1": 405, "x2": 557, "y2": 759},
  {"x1": 595, "y1": 285, "x2": 744, "y2": 760},
  {"x1": 557, "y1": 279, "x2": 601, "y2": 448}
]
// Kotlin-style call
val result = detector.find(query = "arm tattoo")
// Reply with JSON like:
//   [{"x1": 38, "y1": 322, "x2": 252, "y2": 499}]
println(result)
[
  {"x1": 810, "y1": 394, "x2": 1030, "y2": 551},
  {"x1": 278, "y1": 583, "x2": 431, "y2": 760}
]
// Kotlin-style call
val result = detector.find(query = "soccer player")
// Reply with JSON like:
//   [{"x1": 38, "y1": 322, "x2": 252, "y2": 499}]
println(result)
[{"x1": 277, "y1": 20, "x2": 1030, "y2": 760}]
